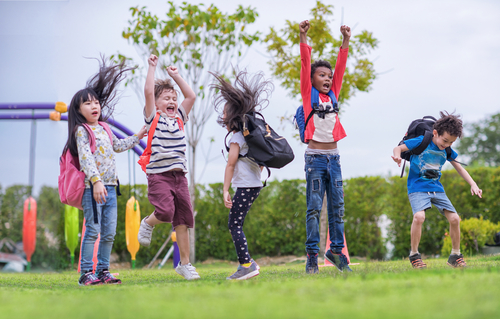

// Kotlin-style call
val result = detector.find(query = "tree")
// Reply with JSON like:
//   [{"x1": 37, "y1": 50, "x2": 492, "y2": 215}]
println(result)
[
  {"x1": 264, "y1": 1, "x2": 378, "y2": 105},
  {"x1": 456, "y1": 113, "x2": 500, "y2": 166},
  {"x1": 114, "y1": 2, "x2": 260, "y2": 262}
]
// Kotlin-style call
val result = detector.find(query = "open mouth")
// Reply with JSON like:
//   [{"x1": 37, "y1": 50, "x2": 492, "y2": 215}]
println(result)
[
  {"x1": 323, "y1": 83, "x2": 330, "y2": 90},
  {"x1": 166, "y1": 106, "x2": 175, "y2": 113},
  {"x1": 92, "y1": 111, "x2": 99, "y2": 117}
]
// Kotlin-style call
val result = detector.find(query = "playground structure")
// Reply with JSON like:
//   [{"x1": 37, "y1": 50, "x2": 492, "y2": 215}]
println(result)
[{"x1": 0, "y1": 102, "x2": 180, "y2": 271}]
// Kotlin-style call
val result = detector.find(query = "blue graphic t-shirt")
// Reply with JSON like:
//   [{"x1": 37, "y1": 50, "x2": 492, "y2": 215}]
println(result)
[{"x1": 404, "y1": 136, "x2": 458, "y2": 194}]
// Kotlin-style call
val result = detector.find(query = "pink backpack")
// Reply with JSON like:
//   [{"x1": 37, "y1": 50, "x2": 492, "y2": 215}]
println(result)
[{"x1": 58, "y1": 122, "x2": 114, "y2": 210}]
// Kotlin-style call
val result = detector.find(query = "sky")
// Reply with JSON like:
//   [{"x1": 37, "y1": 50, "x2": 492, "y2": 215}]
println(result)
[{"x1": 1, "y1": 0, "x2": 499, "y2": 195}]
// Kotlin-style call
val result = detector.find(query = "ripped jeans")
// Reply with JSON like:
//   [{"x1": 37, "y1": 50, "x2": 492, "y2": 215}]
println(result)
[{"x1": 304, "y1": 154, "x2": 345, "y2": 254}]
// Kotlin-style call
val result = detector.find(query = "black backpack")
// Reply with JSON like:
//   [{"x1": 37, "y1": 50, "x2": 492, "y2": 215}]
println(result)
[
  {"x1": 398, "y1": 116, "x2": 461, "y2": 178},
  {"x1": 225, "y1": 112, "x2": 295, "y2": 186}
]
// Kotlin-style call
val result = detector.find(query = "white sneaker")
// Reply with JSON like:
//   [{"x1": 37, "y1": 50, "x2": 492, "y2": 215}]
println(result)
[
  {"x1": 175, "y1": 262, "x2": 201, "y2": 280},
  {"x1": 137, "y1": 217, "x2": 154, "y2": 247}
]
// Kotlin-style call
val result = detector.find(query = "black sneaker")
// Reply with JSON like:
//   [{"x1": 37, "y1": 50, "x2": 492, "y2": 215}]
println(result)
[
  {"x1": 324, "y1": 249, "x2": 352, "y2": 272},
  {"x1": 78, "y1": 271, "x2": 102, "y2": 286},
  {"x1": 447, "y1": 254, "x2": 467, "y2": 268},
  {"x1": 305, "y1": 253, "x2": 319, "y2": 274},
  {"x1": 409, "y1": 253, "x2": 427, "y2": 269},
  {"x1": 96, "y1": 269, "x2": 122, "y2": 284}
]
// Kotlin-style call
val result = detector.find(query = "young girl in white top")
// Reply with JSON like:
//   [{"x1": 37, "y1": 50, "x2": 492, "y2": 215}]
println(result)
[
  {"x1": 62, "y1": 57, "x2": 146, "y2": 285},
  {"x1": 211, "y1": 70, "x2": 273, "y2": 280}
]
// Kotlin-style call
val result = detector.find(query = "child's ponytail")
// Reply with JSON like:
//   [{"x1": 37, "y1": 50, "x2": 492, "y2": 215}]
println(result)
[{"x1": 211, "y1": 70, "x2": 273, "y2": 131}]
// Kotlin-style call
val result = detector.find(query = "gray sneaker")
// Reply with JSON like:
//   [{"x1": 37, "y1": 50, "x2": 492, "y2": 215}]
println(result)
[
  {"x1": 137, "y1": 217, "x2": 154, "y2": 247},
  {"x1": 226, "y1": 260, "x2": 260, "y2": 280},
  {"x1": 175, "y1": 262, "x2": 200, "y2": 280}
]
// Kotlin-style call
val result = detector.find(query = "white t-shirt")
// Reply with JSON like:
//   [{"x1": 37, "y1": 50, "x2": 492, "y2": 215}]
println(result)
[{"x1": 229, "y1": 132, "x2": 262, "y2": 188}]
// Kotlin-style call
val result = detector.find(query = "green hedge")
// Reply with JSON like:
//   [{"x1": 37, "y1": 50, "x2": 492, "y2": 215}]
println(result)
[
  {"x1": 1, "y1": 166, "x2": 499, "y2": 268},
  {"x1": 194, "y1": 180, "x2": 307, "y2": 261}
]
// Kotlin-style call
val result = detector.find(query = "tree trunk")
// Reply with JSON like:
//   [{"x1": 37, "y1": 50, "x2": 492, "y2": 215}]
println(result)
[
  {"x1": 319, "y1": 193, "x2": 327, "y2": 256},
  {"x1": 188, "y1": 144, "x2": 196, "y2": 264}
]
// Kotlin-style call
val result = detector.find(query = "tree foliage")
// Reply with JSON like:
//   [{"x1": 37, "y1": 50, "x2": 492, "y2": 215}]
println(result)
[
  {"x1": 456, "y1": 113, "x2": 500, "y2": 166},
  {"x1": 114, "y1": 2, "x2": 260, "y2": 175},
  {"x1": 264, "y1": 0, "x2": 378, "y2": 105}
]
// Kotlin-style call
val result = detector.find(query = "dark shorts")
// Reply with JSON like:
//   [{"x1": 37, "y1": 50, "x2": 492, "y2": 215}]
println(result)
[{"x1": 147, "y1": 170, "x2": 194, "y2": 228}]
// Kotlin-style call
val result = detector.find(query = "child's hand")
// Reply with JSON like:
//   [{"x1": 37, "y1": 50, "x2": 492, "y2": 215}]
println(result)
[
  {"x1": 223, "y1": 191, "x2": 233, "y2": 209},
  {"x1": 299, "y1": 20, "x2": 310, "y2": 33},
  {"x1": 166, "y1": 65, "x2": 179, "y2": 78},
  {"x1": 137, "y1": 125, "x2": 147, "y2": 139},
  {"x1": 93, "y1": 181, "x2": 107, "y2": 204},
  {"x1": 391, "y1": 155, "x2": 402, "y2": 167},
  {"x1": 148, "y1": 54, "x2": 158, "y2": 67},
  {"x1": 340, "y1": 25, "x2": 351, "y2": 39},
  {"x1": 471, "y1": 184, "x2": 483, "y2": 198}
]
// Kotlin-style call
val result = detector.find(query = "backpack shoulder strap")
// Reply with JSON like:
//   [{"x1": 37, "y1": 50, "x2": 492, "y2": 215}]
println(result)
[
  {"x1": 98, "y1": 121, "x2": 114, "y2": 145},
  {"x1": 81, "y1": 123, "x2": 97, "y2": 153},
  {"x1": 146, "y1": 113, "x2": 161, "y2": 150},
  {"x1": 224, "y1": 131, "x2": 231, "y2": 152},
  {"x1": 327, "y1": 90, "x2": 338, "y2": 106},
  {"x1": 304, "y1": 108, "x2": 316, "y2": 130},
  {"x1": 410, "y1": 130, "x2": 433, "y2": 156},
  {"x1": 445, "y1": 147, "x2": 468, "y2": 166},
  {"x1": 310, "y1": 87, "x2": 320, "y2": 107}
]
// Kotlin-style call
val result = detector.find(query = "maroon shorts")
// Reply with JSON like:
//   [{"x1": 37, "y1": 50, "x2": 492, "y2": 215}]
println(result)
[{"x1": 147, "y1": 170, "x2": 194, "y2": 228}]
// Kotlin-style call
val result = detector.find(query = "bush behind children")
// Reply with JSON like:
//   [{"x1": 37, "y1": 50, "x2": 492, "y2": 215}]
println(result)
[{"x1": 65, "y1": 17, "x2": 483, "y2": 285}]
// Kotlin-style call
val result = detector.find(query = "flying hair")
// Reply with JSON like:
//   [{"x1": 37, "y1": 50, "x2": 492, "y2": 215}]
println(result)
[
  {"x1": 210, "y1": 70, "x2": 274, "y2": 132},
  {"x1": 434, "y1": 111, "x2": 463, "y2": 138},
  {"x1": 62, "y1": 56, "x2": 135, "y2": 157}
]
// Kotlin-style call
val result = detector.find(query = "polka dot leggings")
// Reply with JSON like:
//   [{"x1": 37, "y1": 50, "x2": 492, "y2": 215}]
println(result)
[{"x1": 228, "y1": 187, "x2": 261, "y2": 264}]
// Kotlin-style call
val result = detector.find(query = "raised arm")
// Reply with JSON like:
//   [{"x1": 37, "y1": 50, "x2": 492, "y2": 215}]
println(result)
[
  {"x1": 166, "y1": 66, "x2": 196, "y2": 116},
  {"x1": 144, "y1": 54, "x2": 158, "y2": 119},
  {"x1": 299, "y1": 20, "x2": 309, "y2": 45},
  {"x1": 331, "y1": 25, "x2": 351, "y2": 99},
  {"x1": 300, "y1": 20, "x2": 312, "y2": 109},
  {"x1": 340, "y1": 25, "x2": 351, "y2": 50}
]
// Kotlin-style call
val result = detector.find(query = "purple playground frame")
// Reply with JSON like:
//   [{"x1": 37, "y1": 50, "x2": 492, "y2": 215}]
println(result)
[{"x1": 0, "y1": 103, "x2": 146, "y2": 156}]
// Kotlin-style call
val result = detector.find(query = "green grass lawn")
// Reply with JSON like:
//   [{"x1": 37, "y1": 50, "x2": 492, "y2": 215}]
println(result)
[{"x1": 1, "y1": 255, "x2": 499, "y2": 319}]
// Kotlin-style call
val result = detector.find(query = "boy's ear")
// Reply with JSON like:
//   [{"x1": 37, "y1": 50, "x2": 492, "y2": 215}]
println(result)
[{"x1": 432, "y1": 129, "x2": 439, "y2": 137}]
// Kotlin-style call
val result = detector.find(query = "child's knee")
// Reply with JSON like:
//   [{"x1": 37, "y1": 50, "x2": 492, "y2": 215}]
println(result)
[
  {"x1": 413, "y1": 212, "x2": 425, "y2": 224},
  {"x1": 447, "y1": 212, "x2": 460, "y2": 226}
]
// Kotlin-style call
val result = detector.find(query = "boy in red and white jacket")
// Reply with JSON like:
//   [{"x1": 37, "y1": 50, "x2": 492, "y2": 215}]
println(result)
[{"x1": 299, "y1": 20, "x2": 352, "y2": 274}]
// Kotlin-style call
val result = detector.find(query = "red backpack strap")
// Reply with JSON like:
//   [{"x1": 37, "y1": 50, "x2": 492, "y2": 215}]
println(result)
[
  {"x1": 176, "y1": 116, "x2": 184, "y2": 132},
  {"x1": 98, "y1": 121, "x2": 114, "y2": 146},
  {"x1": 146, "y1": 113, "x2": 161, "y2": 151},
  {"x1": 81, "y1": 123, "x2": 97, "y2": 153}
]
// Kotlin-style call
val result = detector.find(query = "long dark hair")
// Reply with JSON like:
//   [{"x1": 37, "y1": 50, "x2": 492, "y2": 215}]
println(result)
[
  {"x1": 62, "y1": 56, "x2": 135, "y2": 157},
  {"x1": 211, "y1": 70, "x2": 274, "y2": 132}
]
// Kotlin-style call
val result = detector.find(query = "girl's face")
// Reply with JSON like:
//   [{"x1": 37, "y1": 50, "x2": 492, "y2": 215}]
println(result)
[
  {"x1": 156, "y1": 89, "x2": 178, "y2": 118},
  {"x1": 79, "y1": 96, "x2": 101, "y2": 125}
]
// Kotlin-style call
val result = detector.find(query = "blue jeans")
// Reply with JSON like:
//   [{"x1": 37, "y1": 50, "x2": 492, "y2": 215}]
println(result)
[
  {"x1": 80, "y1": 186, "x2": 117, "y2": 274},
  {"x1": 305, "y1": 154, "x2": 345, "y2": 254}
]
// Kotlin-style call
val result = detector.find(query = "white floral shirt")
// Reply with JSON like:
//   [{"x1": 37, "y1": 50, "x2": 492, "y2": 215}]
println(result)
[{"x1": 76, "y1": 124, "x2": 139, "y2": 188}]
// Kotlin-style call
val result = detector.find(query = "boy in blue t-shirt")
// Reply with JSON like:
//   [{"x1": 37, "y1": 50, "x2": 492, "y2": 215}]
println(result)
[{"x1": 392, "y1": 111, "x2": 482, "y2": 269}]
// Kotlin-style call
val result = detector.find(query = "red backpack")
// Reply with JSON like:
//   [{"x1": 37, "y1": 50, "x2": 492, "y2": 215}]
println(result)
[{"x1": 58, "y1": 122, "x2": 113, "y2": 210}]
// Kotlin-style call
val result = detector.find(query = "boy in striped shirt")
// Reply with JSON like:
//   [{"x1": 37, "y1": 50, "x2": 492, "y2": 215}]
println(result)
[{"x1": 137, "y1": 54, "x2": 199, "y2": 280}]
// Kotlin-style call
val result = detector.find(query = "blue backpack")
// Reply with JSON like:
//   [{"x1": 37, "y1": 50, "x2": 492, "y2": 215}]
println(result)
[{"x1": 294, "y1": 87, "x2": 338, "y2": 143}]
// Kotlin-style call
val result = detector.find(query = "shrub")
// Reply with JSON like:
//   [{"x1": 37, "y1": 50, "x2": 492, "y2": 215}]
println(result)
[{"x1": 441, "y1": 217, "x2": 500, "y2": 256}]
